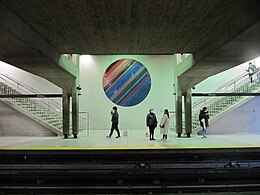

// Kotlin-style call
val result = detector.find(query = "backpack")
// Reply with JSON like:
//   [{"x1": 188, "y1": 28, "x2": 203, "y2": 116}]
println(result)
[{"x1": 199, "y1": 111, "x2": 203, "y2": 121}]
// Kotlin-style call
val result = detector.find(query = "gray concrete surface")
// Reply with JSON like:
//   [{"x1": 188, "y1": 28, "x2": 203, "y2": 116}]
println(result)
[
  {"x1": 1, "y1": 130, "x2": 260, "y2": 149},
  {"x1": 209, "y1": 96, "x2": 260, "y2": 135},
  {"x1": 0, "y1": 0, "x2": 259, "y2": 94},
  {"x1": 0, "y1": 101, "x2": 58, "y2": 136},
  {"x1": 0, "y1": 1, "x2": 77, "y2": 92}
]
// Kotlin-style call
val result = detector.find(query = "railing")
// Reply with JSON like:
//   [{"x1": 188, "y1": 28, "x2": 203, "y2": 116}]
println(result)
[
  {"x1": 0, "y1": 73, "x2": 62, "y2": 117},
  {"x1": 0, "y1": 73, "x2": 89, "y2": 136},
  {"x1": 192, "y1": 72, "x2": 248, "y2": 111},
  {"x1": 78, "y1": 112, "x2": 90, "y2": 137},
  {"x1": 168, "y1": 111, "x2": 177, "y2": 136},
  {"x1": 169, "y1": 69, "x2": 260, "y2": 135},
  {"x1": 192, "y1": 70, "x2": 260, "y2": 130}
]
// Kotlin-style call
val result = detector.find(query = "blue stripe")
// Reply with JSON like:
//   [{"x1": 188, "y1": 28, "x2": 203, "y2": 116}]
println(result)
[
  {"x1": 116, "y1": 70, "x2": 148, "y2": 104},
  {"x1": 124, "y1": 75, "x2": 151, "y2": 106},
  {"x1": 106, "y1": 62, "x2": 143, "y2": 98},
  {"x1": 104, "y1": 59, "x2": 136, "y2": 90}
]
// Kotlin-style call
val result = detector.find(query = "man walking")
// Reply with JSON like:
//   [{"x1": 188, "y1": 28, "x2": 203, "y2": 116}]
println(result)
[{"x1": 107, "y1": 106, "x2": 121, "y2": 138}]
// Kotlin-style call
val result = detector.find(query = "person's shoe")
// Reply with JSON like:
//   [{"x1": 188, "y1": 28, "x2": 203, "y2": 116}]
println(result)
[
  {"x1": 73, "y1": 134, "x2": 78, "y2": 139},
  {"x1": 152, "y1": 138, "x2": 156, "y2": 140},
  {"x1": 106, "y1": 136, "x2": 111, "y2": 139},
  {"x1": 116, "y1": 136, "x2": 120, "y2": 138},
  {"x1": 64, "y1": 134, "x2": 68, "y2": 139}
]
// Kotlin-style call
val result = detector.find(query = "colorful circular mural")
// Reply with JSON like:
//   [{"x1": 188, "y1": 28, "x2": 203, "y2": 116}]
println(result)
[{"x1": 103, "y1": 58, "x2": 151, "y2": 107}]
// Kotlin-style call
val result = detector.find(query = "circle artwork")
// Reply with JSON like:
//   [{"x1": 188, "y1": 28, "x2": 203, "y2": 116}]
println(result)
[{"x1": 103, "y1": 58, "x2": 151, "y2": 107}]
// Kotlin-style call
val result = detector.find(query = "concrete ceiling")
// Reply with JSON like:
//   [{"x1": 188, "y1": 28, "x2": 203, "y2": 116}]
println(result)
[
  {"x1": 2, "y1": 0, "x2": 259, "y2": 55},
  {"x1": 0, "y1": 0, "x2": 260, "y2": 92}
]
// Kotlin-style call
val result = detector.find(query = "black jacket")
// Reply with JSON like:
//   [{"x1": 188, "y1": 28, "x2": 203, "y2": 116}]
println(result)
[
  {"x1": 146, "y1": 112, "x2": 158, "y2": 126},
  {"x1": 199, "y1": 110, "x2": 209, "y2": 127},
  {"x1": 111, "y1": 111, "x2": 119, "y2": 123}
]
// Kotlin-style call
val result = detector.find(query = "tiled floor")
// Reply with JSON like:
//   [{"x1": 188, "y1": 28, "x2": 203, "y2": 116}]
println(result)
[{"x1": 1, "y1": 130, "x2": 260, "y2": 150}]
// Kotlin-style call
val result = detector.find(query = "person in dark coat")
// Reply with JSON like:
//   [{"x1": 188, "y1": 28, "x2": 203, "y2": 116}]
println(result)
[
  {"x1": 107, "y1": 106, "x2": 121, "y2": 138},
  {"x1": 199, "y1": 107, "x2": 209, "y2": 138},
  {"x1": 247, "y1": 62, "x2": 256, "y2": 83},
  {"x1": 146, "y1": 108, "x2": 158, "y2": 140}
]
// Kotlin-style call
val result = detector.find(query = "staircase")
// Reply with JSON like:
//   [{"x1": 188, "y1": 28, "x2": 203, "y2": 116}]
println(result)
[
  {"x1": 168, "y1": 71, "x2": 260, "y2": 135},
  {"x1": 0, "y1": 74, "x2": 64, "y2": 134},
  {"x1": 192, "y1": 71, "x2": 260, "y2": 131}
]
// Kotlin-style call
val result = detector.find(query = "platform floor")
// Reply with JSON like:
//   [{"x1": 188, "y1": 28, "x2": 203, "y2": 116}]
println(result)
[{"x1": 1, "y1": 130, "x2": 260, "y2": 150}]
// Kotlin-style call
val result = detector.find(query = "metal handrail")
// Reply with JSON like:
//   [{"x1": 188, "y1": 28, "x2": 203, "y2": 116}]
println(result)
[
  {"x1": 192, "y1": 72, "x2": 250, "y2": 108},
  {"x1": 169, "y1": 69, "x2": 260, "y2": 134},
  {"x1": 192, "y1": 69, "x2": 260, "y2": 110},
  {"x1": 191, "y1": 69, "x2": 260, "y2": 131},
  {"x1": 0, "y1": 73, "x2": 61, "y2": 111},
  {"x1": 0, "y1": 73, "x2": 89, "y2": 134}
]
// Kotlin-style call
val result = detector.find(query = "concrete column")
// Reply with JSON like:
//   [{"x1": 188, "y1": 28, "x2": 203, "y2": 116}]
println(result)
[
  {"x1": 62, "y1": 91, "x2": 70, "y2": 138},
  {"x1": 72, "y1": 82, "x2": 79, "y2": 137},
  {"x1": 71, "y1": 54, "x2": 80, "y2": 138},
  {"x1": 175, "y1": 81, "x2": 183, "y2": 137},
  {"x1": 184, "y1": 89, "x2": 192, "y2": 137}
]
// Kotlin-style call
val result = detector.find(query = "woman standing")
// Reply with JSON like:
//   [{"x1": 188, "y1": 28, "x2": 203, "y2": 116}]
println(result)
[
  {"x1": 146, "y1": 108, "x2": 158, "y2": 140},
  {"x1": 160, "y1": 109, "x2": 170, "y2": 140}
]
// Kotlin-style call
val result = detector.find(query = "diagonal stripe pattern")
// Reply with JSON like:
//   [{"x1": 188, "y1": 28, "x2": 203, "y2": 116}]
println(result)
[{"x1": 103, "y1": 58, "x2": 151, "y2": 107}]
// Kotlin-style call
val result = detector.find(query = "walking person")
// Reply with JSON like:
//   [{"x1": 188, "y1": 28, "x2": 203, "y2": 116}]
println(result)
[
  {"x1": 247, "y1": 62, "x2": 256, "y2": 83},
  {"x1": 146, "y1": 108, "x2": 158, "y2": 140},
  {"x1": 199, "y1": 107, "x2": 209, "y2": 139},
  {"x1": 160, "y1": 109, "x2": 170, "y2": 140},
  {"x1": 107, "y1": 106, "x2": 121, "y2": 138}
]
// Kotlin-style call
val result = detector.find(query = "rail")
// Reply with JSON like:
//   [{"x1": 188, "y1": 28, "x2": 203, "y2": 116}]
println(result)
[
  {"x1": 193, "y1": 70, "x2": 260, "y2": 115},
  {"x1": 169, "y1": 69, "x2": 260, "y2": 134},
  {"x1": 0, "y1": 73, "x2": 89, "y2": 136}
]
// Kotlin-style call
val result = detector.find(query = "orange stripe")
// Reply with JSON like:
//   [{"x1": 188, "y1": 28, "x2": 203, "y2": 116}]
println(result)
[
  {"x1": 104, "y1": 59, "x2": 132, "y2": 86},
  {"x1": 104, "y1": 59, "x2": 124, "y2": 78},
  {"x1": 105, "y1": 61, "x2": 138, "y2": 93}
]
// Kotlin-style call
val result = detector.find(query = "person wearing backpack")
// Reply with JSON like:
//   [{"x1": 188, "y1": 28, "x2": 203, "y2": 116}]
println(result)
[
  {"x1": 146, "y1": 108, "x2": 158, "y2": 140},
  {"x1": 199, "y1": 107, "x2": 209, "y2": 139}
]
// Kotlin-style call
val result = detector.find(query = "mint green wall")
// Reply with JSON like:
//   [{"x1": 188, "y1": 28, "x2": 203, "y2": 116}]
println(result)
[
  {"x1": 1, "y1": 55, "x2": 259, "y2": 131},
  {"x1": 79, "y1": 55, "x2": 175, "y2": 130}
]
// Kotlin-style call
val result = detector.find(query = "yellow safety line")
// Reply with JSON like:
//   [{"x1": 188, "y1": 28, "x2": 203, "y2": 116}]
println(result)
[{"x1": 0, "y1": 144, "x2": 260, "y2": 150}]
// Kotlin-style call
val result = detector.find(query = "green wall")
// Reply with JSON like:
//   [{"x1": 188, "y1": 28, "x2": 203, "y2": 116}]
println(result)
[{"x1": 79, "y1": 55, "x2": 175, "y2": 130}]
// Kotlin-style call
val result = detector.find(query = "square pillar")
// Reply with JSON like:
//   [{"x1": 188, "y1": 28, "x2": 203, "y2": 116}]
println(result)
[
  {"x1": 72, "y1": 82, "x2": 79, "y2": 137},
  {"x1": 71, "y1": 54, "x2": 80, "y2": 138},
  {"x1": 62, "y1": 91, "x2": 70, "y2": 138},
  {"x1": 175, "y1": 81, "x2": 183, "y2": 137},
  {"x1": 184, "y1": 89, "x2": 192, "y2": 137}
]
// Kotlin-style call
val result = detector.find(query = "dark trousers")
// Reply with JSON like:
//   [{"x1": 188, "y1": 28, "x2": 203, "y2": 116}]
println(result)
[
  {"x1": 109, "y1": 122, "x2": 120, "y2": 137},
  {"x1": 249, "y1": 73, "x2": 253, "y2": 83},
  {"x1": 162, "y1": 134, "x2": 167, "y2": 139},
  {"x1": 148, "y1": 125, "x2": 156, "y2": 139}
]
